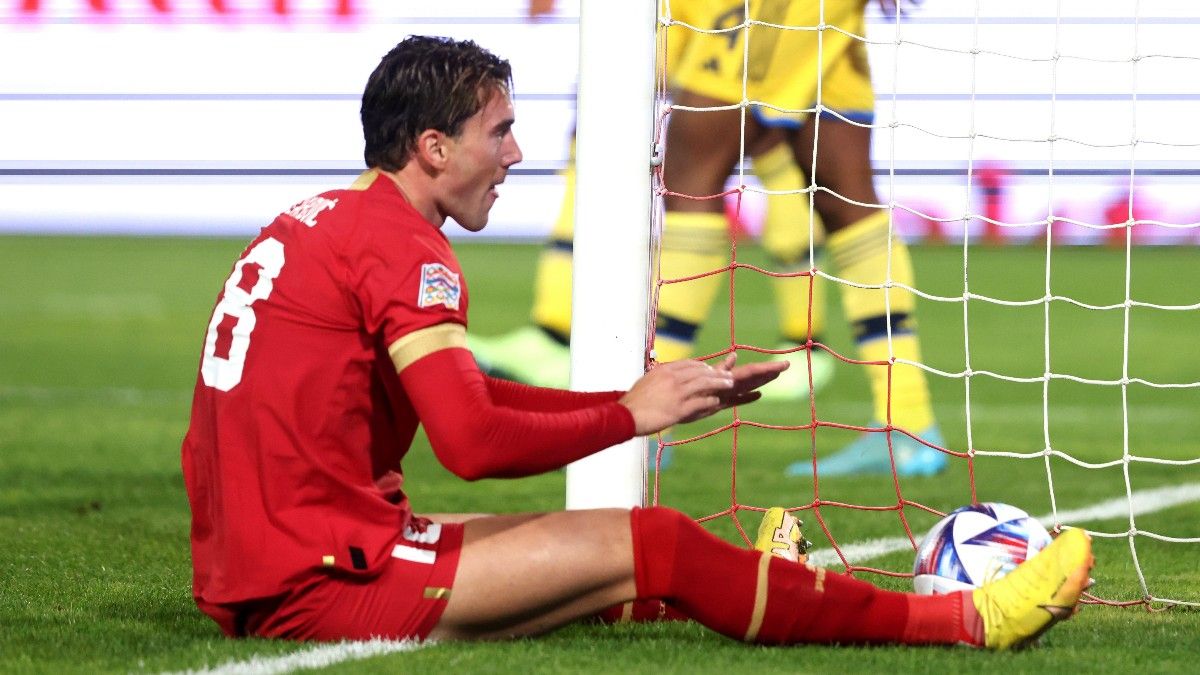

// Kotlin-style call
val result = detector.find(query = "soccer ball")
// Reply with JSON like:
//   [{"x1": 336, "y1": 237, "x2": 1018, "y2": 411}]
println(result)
[{"x1": 912, "y1": 502, "x2": 1052, "y2": 595}]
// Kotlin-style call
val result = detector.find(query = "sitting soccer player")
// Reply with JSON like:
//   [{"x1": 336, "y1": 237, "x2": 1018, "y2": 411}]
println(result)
[{"x1": 181, "y1": 35, "x2": 1093, "y2": 649}]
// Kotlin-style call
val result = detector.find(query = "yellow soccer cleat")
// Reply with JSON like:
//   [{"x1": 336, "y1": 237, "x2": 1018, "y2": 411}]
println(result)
[
  {"x1": 754, "y1": 507, "x2": 813, "y2": 564},
  {"x1": 973, "y1": 527, "x2": 1094, "y2": 650}
]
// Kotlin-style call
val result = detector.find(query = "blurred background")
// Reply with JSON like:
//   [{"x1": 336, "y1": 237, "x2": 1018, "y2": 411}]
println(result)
[{"x1": 3, "y1": 0, "x2": 1199, "y2": 243}]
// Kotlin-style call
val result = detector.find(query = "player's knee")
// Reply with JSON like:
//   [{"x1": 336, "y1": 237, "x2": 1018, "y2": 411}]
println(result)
[{"x1": 575, "y1": 508, "x2": 639, "y2": 545}]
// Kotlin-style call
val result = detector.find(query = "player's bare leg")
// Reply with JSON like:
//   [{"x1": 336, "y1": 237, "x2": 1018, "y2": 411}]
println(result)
[
  {"x1": 790, "y1": 116, "x2": 878, "y2": 233},
  {"x1": 423, "y1": 513, "x2": 491, "y2": 524},
  {"x1": 429, "y1": 509, "x2": 638, "y2": 640},
  {"x1": 435, "y1": 504, "x2": 810, "y2": 639},
  {"x1": 663, "y1": 90, "x2": 777, "y2": 214}
]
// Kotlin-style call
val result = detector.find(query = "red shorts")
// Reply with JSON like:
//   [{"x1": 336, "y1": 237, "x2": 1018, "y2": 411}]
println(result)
[{"x1": 238, "y1": 519, "x2": 465, "y2": 641}]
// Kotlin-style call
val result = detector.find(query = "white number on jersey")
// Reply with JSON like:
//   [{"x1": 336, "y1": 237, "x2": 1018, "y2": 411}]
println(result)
[{"x1": 200, "y1": 237, "x2": 286, "y2": 391}]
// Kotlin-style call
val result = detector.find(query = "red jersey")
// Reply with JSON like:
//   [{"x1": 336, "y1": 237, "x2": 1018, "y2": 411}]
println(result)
[{"x1": 182, "y1": 170, "x2": 466, "y2": 605}]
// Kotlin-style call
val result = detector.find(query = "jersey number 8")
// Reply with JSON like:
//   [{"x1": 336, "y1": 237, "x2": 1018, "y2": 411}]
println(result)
[{"x1": 200, "y1": 237, "x2": 286, "y2": 392}]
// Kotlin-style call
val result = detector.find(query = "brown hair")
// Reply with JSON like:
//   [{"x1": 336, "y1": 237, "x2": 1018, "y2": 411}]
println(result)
[{"x1": 361, "y1": 35, "x2": 512, "y2": 171}]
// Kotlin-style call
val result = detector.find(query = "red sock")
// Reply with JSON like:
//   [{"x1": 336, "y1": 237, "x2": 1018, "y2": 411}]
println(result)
[
  {"x1": 595, "y1": 599, "x2": 689, "y2": 624},
  {"x1": 630, "y1": 506, "x2": 971, "y2": 646},
  {"x1": 902, "y1": 591, "x2": 984, "y2": 646}
]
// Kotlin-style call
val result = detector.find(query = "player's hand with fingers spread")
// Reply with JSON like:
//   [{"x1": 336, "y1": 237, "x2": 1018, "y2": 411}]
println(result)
[
  {"x1": 619, "y1": 354, "x2": 788, "y2": 436},
  {"x1": 714, "y1": 354, "x2": 791, "y2": 405}
]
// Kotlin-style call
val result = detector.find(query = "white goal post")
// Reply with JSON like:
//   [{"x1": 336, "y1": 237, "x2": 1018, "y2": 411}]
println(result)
[{"x1": 565, "y1": 1, "x2": 659, "y2": 510}]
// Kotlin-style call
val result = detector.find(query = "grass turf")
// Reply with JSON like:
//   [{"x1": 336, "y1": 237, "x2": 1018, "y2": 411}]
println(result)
[{"x1": 1, "y1": 235, "x2": 1198, "y2": 674}]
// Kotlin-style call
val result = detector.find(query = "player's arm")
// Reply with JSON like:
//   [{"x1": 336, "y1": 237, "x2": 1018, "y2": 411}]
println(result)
[
  {"x1": 393, "y1": 324, "x2": 787, "y2": 480},
  {"x1": 484, "y1": 375, "x2": 624, "y2": 412},
  {"x1": 392, "y1": 324, "x2": 635, "y2": 480}
]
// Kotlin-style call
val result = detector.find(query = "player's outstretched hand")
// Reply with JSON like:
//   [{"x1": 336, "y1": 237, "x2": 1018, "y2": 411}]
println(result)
[{"x1": 619, "y1": 354, "x2": 788, "y2": 436}]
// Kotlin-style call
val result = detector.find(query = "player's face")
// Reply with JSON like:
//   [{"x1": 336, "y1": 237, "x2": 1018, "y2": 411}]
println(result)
[{"x1": 441, "y1": 86, "x2": 522, "y2": 232}]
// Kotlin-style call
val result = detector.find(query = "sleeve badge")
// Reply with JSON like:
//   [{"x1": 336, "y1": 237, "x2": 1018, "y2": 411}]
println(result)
[{"x1": 418, "y1": 262, "x2": 462, "y2": 310}]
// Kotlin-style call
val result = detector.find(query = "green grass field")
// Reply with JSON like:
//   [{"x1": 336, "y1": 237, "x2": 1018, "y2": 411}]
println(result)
[{"x1": 2, "y1": 235, "x2": 1199, "y2": 674}]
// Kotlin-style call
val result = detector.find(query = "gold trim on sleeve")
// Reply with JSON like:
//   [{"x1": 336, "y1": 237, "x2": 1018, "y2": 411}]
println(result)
[{"x1": 388, "y1": 323, "x2": 468, "y2": 372}]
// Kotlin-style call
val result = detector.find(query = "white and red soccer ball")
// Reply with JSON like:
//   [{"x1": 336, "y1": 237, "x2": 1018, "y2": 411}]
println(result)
[{"x1": 913, "y1": 502, "x2": 1053, "y2": 595}]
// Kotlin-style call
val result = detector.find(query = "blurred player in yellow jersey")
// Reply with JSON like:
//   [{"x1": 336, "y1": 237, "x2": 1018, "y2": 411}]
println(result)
[
  {"x1": 473, "y1": 0, "x2": 946, "y2": 477},
  {"x1": 474, "y1": 0, "x2": 835, "y2": 403}
]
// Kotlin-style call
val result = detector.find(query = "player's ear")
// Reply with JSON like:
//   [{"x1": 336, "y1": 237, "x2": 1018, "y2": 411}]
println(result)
[{"x1": 414, "y1": 129, "x2": 450, "y2": 171}]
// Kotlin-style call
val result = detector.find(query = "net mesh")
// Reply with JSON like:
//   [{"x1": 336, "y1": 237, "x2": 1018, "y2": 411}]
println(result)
[{"x1": 650, "y1": 0, "x2": 1200, "y2": 610}]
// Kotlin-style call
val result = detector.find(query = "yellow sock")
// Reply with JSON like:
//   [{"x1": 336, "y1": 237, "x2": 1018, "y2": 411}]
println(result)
[
  {"x1": 530, "y1": 157, "x2": 577, "y2": 340},
  {"x1": 773, "y1": 268, "x2": 826, "y2": 346},
  {"x1": 827, "y1": 210, "x2": 933, "y2": 431},
  {"x1": 653, "y1": 211, "x2": 729, "y2": 363},
  {"x1": 857, "y1": 335, "x2": 932, "y2": 431},
  {"x1": 754, "y1": 142, "x2": 826, "y2": 344}
]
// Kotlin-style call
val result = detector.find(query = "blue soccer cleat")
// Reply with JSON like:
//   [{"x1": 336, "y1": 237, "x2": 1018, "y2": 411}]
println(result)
[{"x1": 786, "y1": 423, "x2": 948, "y2": 477}]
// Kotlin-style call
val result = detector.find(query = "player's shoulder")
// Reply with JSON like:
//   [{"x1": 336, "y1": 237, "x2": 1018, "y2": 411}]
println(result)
[
  {"x1": 278, "y1": 190, "x2": 347, "y2": 230},
  {"x1": 262, "y1": 170, "x2": 454, "y2": 281},
  {"x1": 277, "y1": 173, "x2": 373, "y2": 230},
  {"x1": 270, "y1": 170, "x2": 421, "y2": 235}
]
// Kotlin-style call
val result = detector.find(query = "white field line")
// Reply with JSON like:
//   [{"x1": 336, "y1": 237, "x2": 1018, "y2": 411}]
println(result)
[
  {"x1": 166, "y1": 637, "x2": 425, "y2": 675},
  {"x1": 807, "y1": 482, "x2": 1200, "y2": 568}
]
